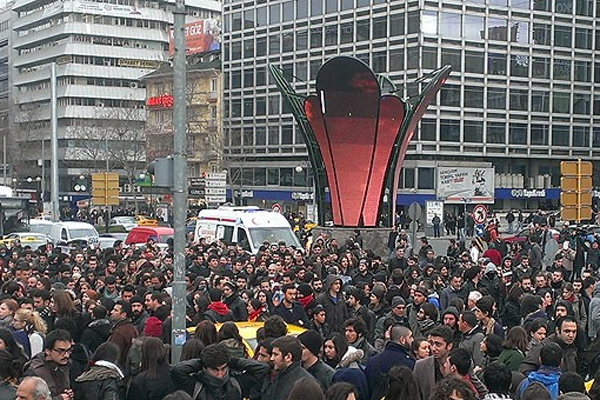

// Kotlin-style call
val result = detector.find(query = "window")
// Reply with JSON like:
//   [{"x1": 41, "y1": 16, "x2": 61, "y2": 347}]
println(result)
[
  {"x1": 575, "y1": 60, "x2": 591, "y2": 82},
  {"x1": 311, "y1": 27, "x2": 322, "y2": 48},
  {"x1": 325, "y1": 0, "x2": 337, "y2": 12},
  {"x1": 269, "y1": 4, "x2": 280, "y2": 24},
  {"x1": 373, "y1": 16, "x2": 387, "y2": 39},
  {"x1": 256, "y1": 37, "x2": 267, "y2": 56},
  {"x1": 553, "y1": 59, "x2": 571, "y2": 80},
  {"x1": 487, "y1": 122, "x2": 506, "y2": 143},
  {"x1": 533, "y1": 23, "x2": 551, "y2": 45},
  {"x1": 552, "y1": 125, "x2": 569, "y2": 146},
  {"x1": 575, "y1": 27, "x2": 592, "y2": 49},
  {"x1": 532, "y1": 58, "x2": 550, "y2": 78},
  {"x1": 440, "y1": 13, "x2": 461, "y2": 38},
  {"x1": 390, "y1": 13, "x2": 405, "y2": 36},
  {"x1": 403, "y1": 168, "x2": 415, "y2": 189},
  {"x1": 573, "y1": 126, "x2": 589, "y2": 147},
  {"x1": 282, "y1": 1, "x2": 294, "y2": 21},
  {"x1": 357, "y1": 19, "x2": 370, "y2": 41},
  {"x1": 555, "y1": 0, "x2": 573, "y2": 14},
  {"x1": 488, "y1": 18, "x2": 508, "y2": 41},
  {"x1": 464, "y1": 121, "x2": 483, "y2": 142},
  {"x1": 531, "y1": 91, "x2": 550, "y2": 112},
  {"x1": 511, "y1": 21, "x2": 529, "y2": 44},
  {"x1": 464, "y1": 86, "x2": 484, "y2": 108},
  {"x1": 420, "y1": 120, "x2": 436, "y2": 141},
  {"x1": 440, "y1": 85, "x2": 461, "y2": 107},
  {"x1": 488, "y1": 53, "x2": 507, "y2": 74},
  {"x1": 465, "y1": 51, "x2": 484, "y2": 73},
  {"x1": 340, "y1": 22, "x2": 353, "y2": 43},
  {"x1": 267, "y1": 168, "x2": 279, "y2": 185},
  {"x1": 573, "y1": 93, "x2": 590, "y2": 114},
  {"x1": 531, "y1": 125, "x2": 549, "y2": 145},
  {"x1": 487, "y1": 87, "x2": 506, "y2": 109},
  {"x1": 423, "y1": 47, "x2": 438, "y2": 69},
  {"x1": 297, "y1": 0, "x2": 308, "y2": 18},
  {"x1": 511, "y1": 54, "x2": 529, "y2": 77},
  {"x1": 553, "y1": 92, "x2": 571, "y2": 113},
  {"x1": 440, "y1": 119, "x2": 460, "y2": 141},
  {"x1": 418, "y1": 168, "x2": 435, "y2": 190},
  {"x1": 554, "y1": 25, "x2": 572, "y2": 48},
  {"x1": 310, "y1": 0, "x2": 322, "y2": 15},
  {"x1": 441, "y1": 49, "x2": 461, "y2": 71},
  {"x1": 390, "y1": 49, "x2": 404, "y2": 70},
  {"x1": 510, "y1": 89, "x2": 528, "y2": 111},
  {"x1": 422, "y1": 12, "x2": 438, "y2": 35},
  {"x1": 464, "y1": 15, "x2": 484, "y2": 40},
  {"x1": 509, "y1": 123, "x2": 527, "y2": 144}
]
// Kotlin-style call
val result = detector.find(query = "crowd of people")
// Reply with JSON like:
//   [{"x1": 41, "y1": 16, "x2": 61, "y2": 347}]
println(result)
[{"x1": 1, "y1": 219, "x2": 600, "y2": 400}]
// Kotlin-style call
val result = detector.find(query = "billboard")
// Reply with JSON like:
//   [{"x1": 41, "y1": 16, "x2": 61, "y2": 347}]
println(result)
[
  {"x1": 437, "y1": 167, "x2": 495, "y2": 204},
  {"x1": 169, "y1": 19, "x2": 221, "y2": 56}
]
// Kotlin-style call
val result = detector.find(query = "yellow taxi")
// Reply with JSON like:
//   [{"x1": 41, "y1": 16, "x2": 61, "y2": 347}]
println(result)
[
  {"x1": 135, "y1": 215, "x2": 158, "y2": 226},
  {"x1": 186, "y1": 321, "x2": 306, "y2": 357},
  {"x1": 0, "y1": 232, "x2": 51, "y2": 249}
]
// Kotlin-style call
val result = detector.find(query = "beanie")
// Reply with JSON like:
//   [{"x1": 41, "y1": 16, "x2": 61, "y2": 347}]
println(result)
[
  {"x1": 298, "y1": 330, "x2": 323, "y2": 357},
  {"x1": 130, "y1": 295, "x2": 143, "y2": 305},
  {"x1": 297, "y1": 284, "x2": 313, "y2": 297},
  {"x1": 371, "y1": 283, "x2": 386, "y2": 300},
  {"x1": 391, "y1": 296, "x2": 405, "y2": 308},
  {"x1": 143, "y1": 316, "x2": 163, "y2": 338},
  {"x1": 442, "y1": 306, "x2": 460, "y2": 320}
]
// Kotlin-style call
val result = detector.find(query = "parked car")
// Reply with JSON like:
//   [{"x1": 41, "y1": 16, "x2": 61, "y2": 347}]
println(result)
[
  {"x1": 108, "y1": 216, "x2": 137, "y2": 231},
  {"x1": 0, "y1": 232, "x2": 52, "y2": 249},
  {"x1": 125, "y1": 226, "x2": 173, "y2": 248}
]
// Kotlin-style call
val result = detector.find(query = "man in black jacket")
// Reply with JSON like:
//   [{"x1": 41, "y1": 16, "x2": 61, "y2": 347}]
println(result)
[
  {"x1": 273, "y1": 284, "x2": 310, "y2": 327},
  {"x1": 171, "y1": 343, "x2": 269, "y2": 400},
  {"x1": 298, "y1": 330, "x2": 334, "y2": 391},
  {"x1": 260, "y1": 336, "x2": 318, "y2": 400},
  {"x1": 316, "y1": 275, "x2": 348, "y2": 333}
]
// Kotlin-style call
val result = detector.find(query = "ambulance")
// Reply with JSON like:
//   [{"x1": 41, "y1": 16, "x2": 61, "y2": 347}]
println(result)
[{"x1": 194, "y1": 206, "x2": 301, "y2": 253}]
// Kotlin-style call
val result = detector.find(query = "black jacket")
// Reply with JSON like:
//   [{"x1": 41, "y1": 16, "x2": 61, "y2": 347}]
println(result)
[
  {"x1": 260, "y1": 362, "x2": 318, "y2": 400},
  {"x1": 127, "y1": 363, "x2": 176, "y2": 400},
  {"x1": 224, "y1": 294, "x2": 248, "y2": 322},
  {"x1": 74, "y1": 362, "x2": 125, "y2": 400},
  {"x1": 80, "y1": 319, "x2": 112, "y2": 353},
  {"x1": 316, "y1": 275, "x2": 348, "y2": 333},
  {"x1": 273, "y1": 302, "x2": 310, "y2": 327},
  {"x1": 171, "y1": 357, "x2": 269, "y2": 400},
  {"x1": 306, "y1": 360, "x2": 334, "y2": 391}
]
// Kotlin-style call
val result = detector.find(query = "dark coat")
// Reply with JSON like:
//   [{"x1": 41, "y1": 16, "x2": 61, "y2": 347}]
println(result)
[
  {"x1": 107, "y1": 319, "x2": 139, "y2": 369},
  {"x1": 351, "y1": 305, "x2": 376, "y2": 343},
  {"x1": 316, "y1": 275, "x2": 348, "y2": 333},
  {"x1": 306, "y1": 360, "x2": 334, "y2": 391},
  {"x1": 273, "y1": 302, "x2": 310, "y2": 327},
  {"x1": 127, "y1": 363, "x2": 176, "y2": 400},
  {"x1": 364, "y1": 341, "x2": 415, "y2": 395},
  {"x1": 74, "y1": 363, "x2": 125, "y2": 400},
  {"x1": 24, "y1": 353, "x2": 71, "y2": 400},
  {"x1": 261, "y1": 362, "x2": 317, "y2": 400},
  {"x1": 80, "y1": 319, "x2": 112, "y2": 353},
  {"x1": 224, "y1": 294, "x2": 248, "y2": 322},
  {"x1": 519, "y1": 333, "x2": 579, "y2": 375}
]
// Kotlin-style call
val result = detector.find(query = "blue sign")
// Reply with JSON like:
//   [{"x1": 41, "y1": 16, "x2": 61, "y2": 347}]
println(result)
[{"x1": 475, "y1": 224, "x2": 485, "y2": 238}]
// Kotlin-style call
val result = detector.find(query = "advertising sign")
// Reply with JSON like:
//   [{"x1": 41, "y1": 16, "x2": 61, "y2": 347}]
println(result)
[
  {"x1": 437, "y1": 167, "x2": 495, "y2": 204},
  {"x1": 169, "y1": 19, "x2": 221, "y2": 56},
  {"x1": 425, "y1": 200, "x2": 444, "y2": 227}
]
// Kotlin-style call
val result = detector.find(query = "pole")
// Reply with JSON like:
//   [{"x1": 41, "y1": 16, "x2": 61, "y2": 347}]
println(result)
[
  {"x1": 171, "y1": 0, "x2": 187, "y2": 364},
  {"x1": 105, "y1": 138, "x2": 111, "y2": 228},
  {"x1": 2, "y1": 132, "x2": 6, "y2": 185},
  {"x1": 50, "y1": 63, "x2": 59, "y2": 222}
]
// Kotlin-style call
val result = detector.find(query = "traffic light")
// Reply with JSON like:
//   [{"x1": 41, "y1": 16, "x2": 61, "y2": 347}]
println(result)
[
  {"x1": 560, "y1": 160, "x2": 593, "y2": 222},
  {"x1": 91, "y1": 173, "x2": 120, "y2": 206}
]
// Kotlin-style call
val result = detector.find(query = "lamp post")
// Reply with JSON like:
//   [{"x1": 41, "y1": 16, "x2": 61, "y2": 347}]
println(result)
[{"x1": 139, "y1": 173, "x2": 153, "y2": 215}]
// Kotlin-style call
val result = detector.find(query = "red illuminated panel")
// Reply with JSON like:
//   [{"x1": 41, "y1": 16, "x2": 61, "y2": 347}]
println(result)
[{"x1": 146, "y1": 94, "x2": 174, "y2": 108}]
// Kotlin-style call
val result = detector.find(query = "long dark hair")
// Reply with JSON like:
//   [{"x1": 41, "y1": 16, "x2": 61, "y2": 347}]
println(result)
[
  {"x1": 140, "y1": 337, "x2": 168, "y2": 379},
  {"x1": 324, "y1": 333, "x2": 348, "y2": 367},
  {"x1": 384, "y1": 366, "x2": 419, "y2": 400}
]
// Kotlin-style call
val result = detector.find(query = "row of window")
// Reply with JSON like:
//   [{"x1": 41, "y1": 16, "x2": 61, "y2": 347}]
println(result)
[
  {"x1": 223, "y1": 121, "x2": 598, "y2": 148},
  {"x1": 224, "y1": 0, "x2": 594, "y2": 26},
  {"x1": 224, "y1": 17, "x2": 599, "y2": 64}
]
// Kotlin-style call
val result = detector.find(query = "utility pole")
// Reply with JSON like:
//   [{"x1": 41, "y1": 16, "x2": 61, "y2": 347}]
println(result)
[{"x1": 170, "y1": 0, "x2": 187, "y2": 364}]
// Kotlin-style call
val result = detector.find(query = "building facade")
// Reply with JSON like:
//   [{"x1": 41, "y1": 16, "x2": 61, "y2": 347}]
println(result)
[
  {"x1": 143, "y1": 53, "x2": 222, "y2": 206},
  {"x1": 222, "y1": 0, "x2": 600, "y2": 216},
  {"x1": 11, "y1": 0, "x2": 220, "y2": 196}
]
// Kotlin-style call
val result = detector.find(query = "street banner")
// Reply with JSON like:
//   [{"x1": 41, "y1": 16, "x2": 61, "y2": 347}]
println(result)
[{"x1": 437, "y1": 167, "x2": 495, "y2": 204}]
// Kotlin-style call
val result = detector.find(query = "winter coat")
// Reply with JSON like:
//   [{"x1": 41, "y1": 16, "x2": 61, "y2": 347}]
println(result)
[
  {"x1": 107, "y1": 319, "x2": 139, "y2": 369},
  {"x1": 127, "y1": 363, "x2": 176, "y2": 400},
  {"x1": 80, "y1": 319, "x2": 112, "y2": 353},
  {"x1": 24, "y1": 353, "x2": 71, "y2": 400},
  {"x1": 204, "y1": 302, "x2": 234, "y2": 323},
  {"x1": 0, "y1": 381, "x2": 16, "y2": 400},
  {"x1": 497, "y1": 348, "x2": 525, "y2": 372},
  {"x1": 459, "y1": 327, "x2": 485, "y2": 367},
  {"x1": 364, "y1": 341, "x2": 415, "y2": 396},
  {"x1": 306, "y1": 360, "x2": 334, "y2": 391},
  {"x1": 501, "y1": 300, "x2": 521, "y2": 330},
  {"x1": 589, "y1": 286, "x2": 600, "y2": 339},
  {"x1": 316, "y1": 275, "x2": 348, "y2": 334},
  {"x1": 273, "y1": 301, "x2": 310, "y2": 327},
  {"x1": 224, "y1": 294, "x2": 248, "y2": 322},
  {"x1": 261, "y1": 362, "x2": 318, "y2": 400},
  {"x1": 74, "y1": 362, "x2": 125, "y2": 400},
  {"x1": 516, "y1": 366, "x2": 562, "y2": 400},
  {"x1": 519, "y1": 334, "x2": 578, "y2": 375},
  {"x1": 352, "y1": 305, "x2": 376, "y2": 343}
]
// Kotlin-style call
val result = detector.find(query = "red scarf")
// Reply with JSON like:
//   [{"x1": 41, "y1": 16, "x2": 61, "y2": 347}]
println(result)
[
  {"x1": 207, "y1": 301, "x2": 230, "y2": 316},
  {"x1": 298, "y1": 294, "x2": 314, "y2": 308},
  {"x1": 248, "y1": 306, "x2": 266, "y2": 322}
]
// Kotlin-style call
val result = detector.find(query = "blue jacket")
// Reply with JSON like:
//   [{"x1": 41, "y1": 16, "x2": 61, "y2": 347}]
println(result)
[
  {"x1": 517, "y1": 366, "x2": 561, "y2": 399},
  {"x1": 364, "y1": 341, "x2": 415, "y2": 395}
]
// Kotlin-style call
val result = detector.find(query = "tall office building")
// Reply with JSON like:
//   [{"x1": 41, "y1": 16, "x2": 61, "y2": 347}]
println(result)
[
  {"x1": 222, "y1": 0, "x2": 599, "y2": 214},
  {"x1": 11, "y1": 0, "x2": 220, "y2": 194}
]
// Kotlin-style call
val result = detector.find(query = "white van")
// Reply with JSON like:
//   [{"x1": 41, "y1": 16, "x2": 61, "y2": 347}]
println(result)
[
  {"x1": 29, "y1": 219, "x2": 54, "y2": 237},
  {"x1": 50, "y1": 221, "x2": 100, "y2": 245},
  {"x1": 195, "y1": 206, "x2": 301, "y2": 253}
]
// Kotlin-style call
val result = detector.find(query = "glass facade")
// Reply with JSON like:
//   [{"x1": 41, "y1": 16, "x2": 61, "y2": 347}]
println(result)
[{"x1": 222, "y1": 0, "x2": 599, "y2": 192}]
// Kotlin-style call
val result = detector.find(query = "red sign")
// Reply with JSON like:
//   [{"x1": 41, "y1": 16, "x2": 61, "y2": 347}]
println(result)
[
  {"x1": 146, "y1": 94, "x2": 174, "y2": 108},
  {"x1": 168, "y1": 19, "x2": 221, "y2": 57}
]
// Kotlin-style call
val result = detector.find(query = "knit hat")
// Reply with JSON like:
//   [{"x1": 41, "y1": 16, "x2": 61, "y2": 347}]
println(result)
[
  {"x1": 371, "y1": 283, "x2": 386, "y2": 300},
  {"x1": 298, "y1": 330, "x2": 323, "y2": 357},
  {"x1": 391, "y1": 296, "x2": 405, "y2": 308},
  {"x1": 520, "y1": 294, "x2": 542, "y2": 316},
  {"x1": 297, "y1": 284, "x2": 313, "y2": 297},
  {"x1": 130, "y1": 295, "x2": 144, "y2": 305},
  {"x1": 143, "y1": 316, "x2": 163, "y2": 337}
]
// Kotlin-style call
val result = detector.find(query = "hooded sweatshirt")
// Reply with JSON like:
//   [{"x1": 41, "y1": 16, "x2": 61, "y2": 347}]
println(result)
[{"x1": 517, "y1": 366, "x2": 561, "y2": 400}]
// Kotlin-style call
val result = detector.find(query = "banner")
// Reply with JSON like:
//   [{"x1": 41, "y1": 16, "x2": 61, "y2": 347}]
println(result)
[
  {"x1": 437, "y1": 167, "x2": 495, "y2": 204},
  {"x1": 169, "y1": 19, "x2": 221, "y2": 56}
]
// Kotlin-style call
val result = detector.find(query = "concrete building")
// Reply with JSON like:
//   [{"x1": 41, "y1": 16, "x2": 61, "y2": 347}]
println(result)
[
  {"x1": 142, "y1": 52, "x2": 222, "y2": 206},
  {"x1": 11, "y1": 0, "x2": 220, "y2": 198},
  {"x1": 221, "y1": 0, "x2": 600, "y2": 216},
  {"x1": 0, "y1": 5, "x2": 11, "y2": 186}
]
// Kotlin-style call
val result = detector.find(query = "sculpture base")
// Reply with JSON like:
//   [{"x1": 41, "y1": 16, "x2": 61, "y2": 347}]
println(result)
[{"x1": 311, "y1": 226, "x2": 392, "y2": 258}]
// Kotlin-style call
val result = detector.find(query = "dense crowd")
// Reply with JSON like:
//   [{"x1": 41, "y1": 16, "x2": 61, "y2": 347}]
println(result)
[{"x1": 1, "y1": 218, "x2": 600, "y2": 400}]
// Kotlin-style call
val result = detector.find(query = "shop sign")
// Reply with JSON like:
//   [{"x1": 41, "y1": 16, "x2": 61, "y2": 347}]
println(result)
[
  {"x1": 510, "y1": 188, "x2": 546, "y2": 199},
  {"x1": 291, "y1": 192, "x2": 314, "y2": 201}
]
